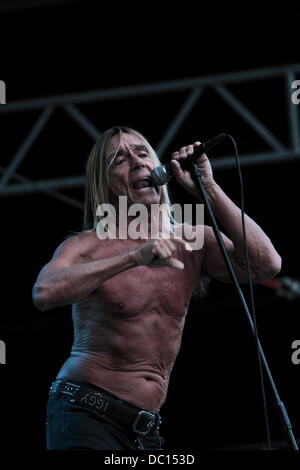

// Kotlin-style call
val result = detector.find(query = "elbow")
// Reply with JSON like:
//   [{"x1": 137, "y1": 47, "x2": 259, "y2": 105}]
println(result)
[
  {"x1": 254, "y1": 252, "x2": 282, "y2": 280},
  {"x1": 265, "y1": 251, "x2": 282, "y2": 278},
  {"x1": 32, "y1": 284, "x2": 52, "y2": 312}
]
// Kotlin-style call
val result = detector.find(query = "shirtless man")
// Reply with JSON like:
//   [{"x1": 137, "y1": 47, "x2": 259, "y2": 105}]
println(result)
[{"x1": 32, "y1": 126, "x2": 281, "y2": 450}]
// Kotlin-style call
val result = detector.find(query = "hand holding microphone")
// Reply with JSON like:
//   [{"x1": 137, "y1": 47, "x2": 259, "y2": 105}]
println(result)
[{"x1": 151, "y1": 134, "x2": 226, "y2": 197}]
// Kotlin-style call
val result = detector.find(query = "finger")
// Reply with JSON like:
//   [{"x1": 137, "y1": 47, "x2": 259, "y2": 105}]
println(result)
[
  {"x1": 157, "y1": 238, "x2": 176, "y2": 253},
  {"x1": 158, "y1": 238, "x2": 193, "y2": 254},
  {"x1": 179, "y1": 146, "x2": 188, "y2": 158},
  {"x1": 194, "y1": 141, "x2": 201, "y2": 147},
  {"x1": 165, "y1": 258, "x2": 184, "y2": 270},
  {"x1": 152, "y1": 243, "x2": 172, "y2": 260},
  {"x1": 186, "y1": 144, "x2": 194, "y2": 156},
  {"x1": 170, "y1": 159, "x2": 185, "y2": 182},
  {"x1": 172, "y1": 237, "x2": 193, "y2": 251},
  {"x1": 163, "y1": 238, "x2": 177, "y2": 253}
]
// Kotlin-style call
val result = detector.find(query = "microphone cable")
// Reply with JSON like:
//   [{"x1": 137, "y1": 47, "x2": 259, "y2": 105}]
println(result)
[{"x1": 223, "y1": 133, "x2": 272, "y2": 450}]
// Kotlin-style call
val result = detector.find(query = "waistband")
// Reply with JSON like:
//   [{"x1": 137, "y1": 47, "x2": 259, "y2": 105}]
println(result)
[{"x1": 49, "y1": 378, "x2": 161, "y2": 437}]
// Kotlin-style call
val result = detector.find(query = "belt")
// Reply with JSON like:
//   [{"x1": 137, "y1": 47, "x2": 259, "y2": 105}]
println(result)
[{"x1": 49, "y1": 379, "x2": 161, "y2": 437}]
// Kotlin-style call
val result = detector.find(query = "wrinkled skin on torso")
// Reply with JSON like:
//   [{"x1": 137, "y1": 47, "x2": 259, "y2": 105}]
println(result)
[{"x1": 57, "y1": 233, "x2": 204, "y2": 411}]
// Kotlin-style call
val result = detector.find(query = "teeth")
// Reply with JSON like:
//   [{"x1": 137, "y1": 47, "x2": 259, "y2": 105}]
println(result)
[{"x1": 132, "y1": 177, "x2": 153, "y2": 190}]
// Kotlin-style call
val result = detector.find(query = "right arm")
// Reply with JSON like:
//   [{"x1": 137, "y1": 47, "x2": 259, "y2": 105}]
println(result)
[
  {"x1": 32, "y1": 234, "x2": 191, "y2": 312},
  {"x1": 32, "y1": 235, "x2": 138, "y2": 311}
]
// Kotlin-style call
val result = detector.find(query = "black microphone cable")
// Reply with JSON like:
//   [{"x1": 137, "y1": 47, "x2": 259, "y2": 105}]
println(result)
[{"x1": 222, "y1": 133, "x2": 272, "y2": 450}]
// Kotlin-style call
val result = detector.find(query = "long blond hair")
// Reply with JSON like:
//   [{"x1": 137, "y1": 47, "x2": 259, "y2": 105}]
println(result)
[{"x1": 83, "y1": 126, "x2": 174, "y2": 232}]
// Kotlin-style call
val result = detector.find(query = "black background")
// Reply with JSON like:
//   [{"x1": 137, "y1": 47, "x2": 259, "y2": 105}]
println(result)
[{"x1": 0, "y1": 1, "x2": 300, "y2": 452}]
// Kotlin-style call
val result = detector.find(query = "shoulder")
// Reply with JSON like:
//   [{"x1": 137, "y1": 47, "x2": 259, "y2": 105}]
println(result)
[{"x1": 52, "y1": 230, "x2": 101, "y2": 262}]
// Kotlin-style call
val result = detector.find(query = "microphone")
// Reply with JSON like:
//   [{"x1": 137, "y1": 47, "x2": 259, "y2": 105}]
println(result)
[{"x1": 151, "y1": 133, "x2": 227, "y2": 186}]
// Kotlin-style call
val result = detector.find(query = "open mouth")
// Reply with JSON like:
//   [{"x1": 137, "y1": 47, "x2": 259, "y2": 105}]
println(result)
[{"x1": 132, "y1": 177, "x2": 158, "y2": 192}]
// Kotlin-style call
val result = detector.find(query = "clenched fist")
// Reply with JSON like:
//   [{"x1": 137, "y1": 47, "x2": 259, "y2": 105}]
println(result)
[
  {"x1": 134, "y1": 238, "x2": 192, "y2": 270},
  {"x1": 170, "y1": 142, "x2": 216, "y2": 198}
]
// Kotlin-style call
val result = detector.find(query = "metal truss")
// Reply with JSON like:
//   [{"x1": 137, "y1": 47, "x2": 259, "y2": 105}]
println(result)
[{"x1": 0, "y1": 63, "x2": 299, "y2": 208}]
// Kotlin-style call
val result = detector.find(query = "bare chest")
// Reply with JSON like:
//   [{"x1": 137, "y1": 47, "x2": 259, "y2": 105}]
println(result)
[
  {"x1": 86, "y1": 238, "x2": 201, "y2": 318},
  {"x1": 99, "y1": 265, "x2": 191, "y2": 316}
]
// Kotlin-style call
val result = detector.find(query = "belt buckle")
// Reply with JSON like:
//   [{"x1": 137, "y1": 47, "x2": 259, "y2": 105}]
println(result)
[{"x1": 132, "y1": 410, "x2": 156, "y2": 436}]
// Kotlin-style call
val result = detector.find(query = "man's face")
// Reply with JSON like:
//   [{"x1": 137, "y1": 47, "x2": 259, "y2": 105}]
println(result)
[{"x1": 107, "y1": 133, "x2": 161, "y2": 207}]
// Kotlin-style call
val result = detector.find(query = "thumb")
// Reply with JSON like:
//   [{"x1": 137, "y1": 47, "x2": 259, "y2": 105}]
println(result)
[
  {"x1": 165, "y1": 257, "x2": 184, "y2": 270},
  {"x1": 170, "y1": 159, "x2": 185, "y2": 183}
]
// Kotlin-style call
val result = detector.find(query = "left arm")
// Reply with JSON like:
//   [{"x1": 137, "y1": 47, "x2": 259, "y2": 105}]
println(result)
[{"x1": 170, "y1": 142, "x2": 282, "y2": 283}]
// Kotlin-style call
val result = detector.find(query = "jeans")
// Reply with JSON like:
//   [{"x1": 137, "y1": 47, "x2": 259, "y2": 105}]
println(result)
[{"x1": 46, "y1": 380, "x2": 164, "y2": 450}]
